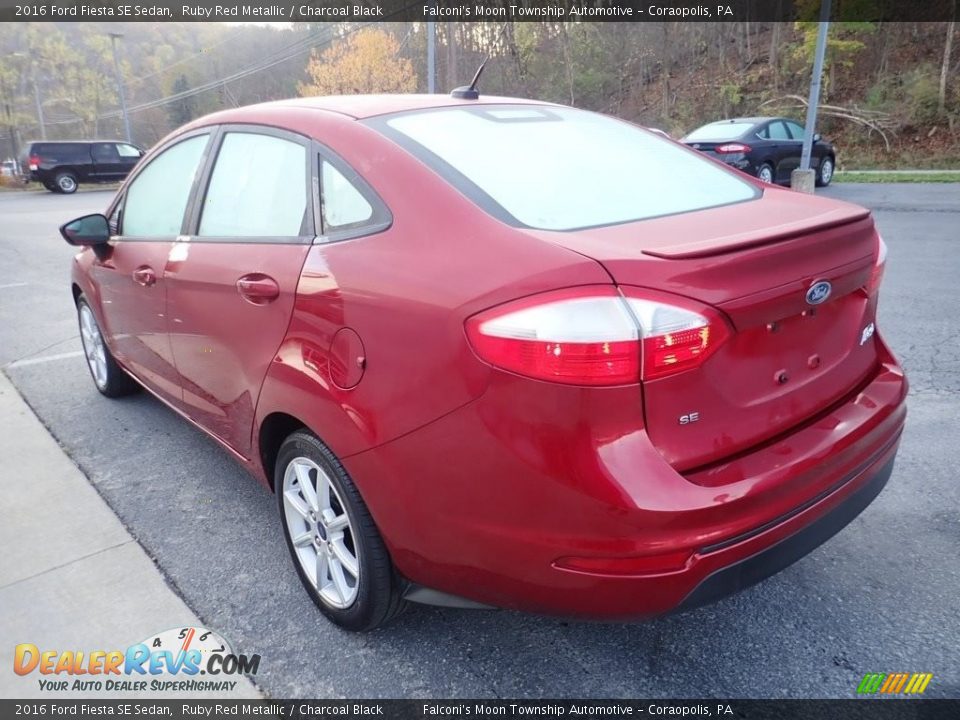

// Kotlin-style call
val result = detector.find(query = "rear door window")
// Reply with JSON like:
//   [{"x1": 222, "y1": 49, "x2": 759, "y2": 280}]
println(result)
[
  {"x1": 92, "y1": 143, "x2": 120, "y2": 162},
  {"x1": 123, "y1": 134, "x2": 210, "y2": 237},
  {"x1": 198, "y1": 131, "x2": 308, "y2": 238},
  {"x1": 768, "y1": 121, "x2": 791, "y2": 140}
]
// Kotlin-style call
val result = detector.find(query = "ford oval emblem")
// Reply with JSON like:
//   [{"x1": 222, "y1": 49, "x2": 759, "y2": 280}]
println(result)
[{"x1": 806, "y1": 280, "x2": 832, "y2": 305}]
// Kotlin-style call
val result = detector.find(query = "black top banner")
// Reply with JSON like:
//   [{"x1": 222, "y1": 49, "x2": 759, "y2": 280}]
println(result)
[
  {"x1": 1, "y1": 700, "x2": 959, "y2": 720},
  {"x1": 0, "y1": 0, "x2": 956, "y2": 23}
]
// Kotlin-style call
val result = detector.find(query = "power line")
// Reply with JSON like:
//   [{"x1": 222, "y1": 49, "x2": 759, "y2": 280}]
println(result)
[
  {"x1": 136, "y1": 26, "x2": 242, "y2": 84},
  {"x1": 42, "y1": 23, "x2": 372, "y2": 128}
]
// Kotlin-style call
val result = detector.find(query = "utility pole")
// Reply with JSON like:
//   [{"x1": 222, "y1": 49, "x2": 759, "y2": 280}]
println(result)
[
  {"x1": 800, "y1": 7, "x2": 830, "y2": 171},
  {"x1": 427, "y1": 11, "x2": 436, "y2": 93},
  {"x1": 108, "y1": 32, "x2": 132, "y2": 143},
  {"x1": 791, "y1": 0, "x2": 831, "y2": 192}
]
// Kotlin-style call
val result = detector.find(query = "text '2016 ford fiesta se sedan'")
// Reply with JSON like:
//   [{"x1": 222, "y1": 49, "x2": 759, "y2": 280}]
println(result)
[{"x1": 62, "y1": 94, "x2": 907, "y2": 631}]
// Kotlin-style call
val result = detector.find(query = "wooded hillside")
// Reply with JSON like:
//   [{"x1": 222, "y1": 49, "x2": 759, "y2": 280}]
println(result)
[{"x1": 1, "y1": 21, "x2": 956, "y2": 168}]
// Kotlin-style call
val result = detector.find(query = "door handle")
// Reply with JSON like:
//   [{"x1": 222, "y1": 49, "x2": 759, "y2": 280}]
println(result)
[
  {"x1": 236, "y1": 273, "x2": 280, "y2": 304},
  {"x1": 132, "y1": 266, "x2": 156, "y2": 287}
]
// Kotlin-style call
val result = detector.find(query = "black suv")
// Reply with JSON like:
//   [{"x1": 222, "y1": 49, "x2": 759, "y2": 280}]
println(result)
[{"x1": 22, "y1": 140, "x2": 144, "y2": 194}]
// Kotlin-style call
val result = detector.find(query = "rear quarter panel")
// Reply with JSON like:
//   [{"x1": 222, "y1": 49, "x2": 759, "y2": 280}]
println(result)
[{"x1": 251, "y1": 111, "x2": 611, "y2": 477}]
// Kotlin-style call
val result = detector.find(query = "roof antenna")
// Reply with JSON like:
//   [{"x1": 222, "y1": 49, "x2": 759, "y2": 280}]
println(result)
[{"x1": 450, "y1": 59, "x2": 487, "y2": 100}]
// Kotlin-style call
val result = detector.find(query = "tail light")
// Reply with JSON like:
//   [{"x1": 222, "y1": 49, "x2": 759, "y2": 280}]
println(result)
[
  {"x1": 864, "y1": 236, "x2": 888, "y2": 296},
  {"x1": 465, "y1": 286, "x2": 730, "y2": 386},
  {"x1": 465, "y1": 287, "x2": 640, "y2": 386},
  {"x1": 28, "y1": 154, "x2": 40, "y2": 171},
  {"x1": 622, "y1": 288, "x2": 731, "y2": 381},
  {"x1": 715, "y1": 143, "x2": 751, "y2": 154}
]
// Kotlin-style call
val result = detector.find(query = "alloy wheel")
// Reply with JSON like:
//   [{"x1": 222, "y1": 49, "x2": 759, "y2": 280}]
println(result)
[
  {"x1": 821, "y1": 158, "x2": 834, "y2": 185},
  {"x1": 79, "y1": 304, "x2": 108, "y2": 390},
  {"x1": 282, "y1": 456, "x2": 360, "y2": 609}
]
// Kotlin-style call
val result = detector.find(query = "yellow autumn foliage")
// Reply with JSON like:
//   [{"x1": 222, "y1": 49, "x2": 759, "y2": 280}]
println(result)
[{"x1": 300, "y1": 28, "x2": 417, "y2": 97}]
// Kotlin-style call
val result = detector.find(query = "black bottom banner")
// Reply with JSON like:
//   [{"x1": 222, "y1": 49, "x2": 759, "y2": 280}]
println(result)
[{"x1": 2, "y1": 700, "x2": 958, "y2": 720}]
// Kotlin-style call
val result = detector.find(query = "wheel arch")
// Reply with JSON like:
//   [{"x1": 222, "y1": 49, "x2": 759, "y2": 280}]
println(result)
[{"x1": 257, "y1": 411, "x2": 308, "y2": 491}]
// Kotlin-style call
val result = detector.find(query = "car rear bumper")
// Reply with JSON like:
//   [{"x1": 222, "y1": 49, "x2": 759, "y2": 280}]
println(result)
[
  {"x1": 677, "y1": 448, "x2": 895, "y2": 611},
  {"x1": 344, "y1": 335, "x2": 907, "y2": 618}
]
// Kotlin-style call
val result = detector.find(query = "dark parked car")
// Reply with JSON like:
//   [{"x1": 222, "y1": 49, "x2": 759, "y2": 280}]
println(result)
[
  {"x1": 682, "y1": 117, "x2": 836, "y2": 186},
  {"x1": 62, "y1": 95, "x2": 903, "y2": 631},
  {"x1": 22, "y1": 140, "x2": 143, "y2": 194}
]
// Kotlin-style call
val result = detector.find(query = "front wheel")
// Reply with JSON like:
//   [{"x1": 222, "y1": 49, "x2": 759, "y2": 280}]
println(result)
[
  {"x1": 77, "y1": 297, "x2": 139, "y2": 397},
  {"x1": 816, "y1": 156, "x2": 835, "y2": 187},
  {"x1": 276, "y1": 430, "x2": 406, "y2": 631}
]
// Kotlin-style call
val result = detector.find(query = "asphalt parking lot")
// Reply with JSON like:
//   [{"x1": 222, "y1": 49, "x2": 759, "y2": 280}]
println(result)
[{"x1": 1, "y1": 184, "x2": 957, "y2": 699}]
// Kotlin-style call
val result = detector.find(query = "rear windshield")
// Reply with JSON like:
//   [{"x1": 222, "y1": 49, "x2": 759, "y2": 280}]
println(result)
[
  {"x1": 684, "y1": 122, "x2": 755, "y2": 142},
  {"x1": 370, "y1": 106, "x2": 758, "y2": 231}
]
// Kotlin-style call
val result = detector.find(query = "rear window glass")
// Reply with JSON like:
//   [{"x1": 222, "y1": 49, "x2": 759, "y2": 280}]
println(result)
[
  {"x1": 684, "y1": 122, "x2": 755, "y2": 142},
  {"x1": 374, "y1": 106, "x2": 757, "y2": 231}
]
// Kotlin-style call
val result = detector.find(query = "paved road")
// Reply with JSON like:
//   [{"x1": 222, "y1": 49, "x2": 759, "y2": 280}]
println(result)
[{"x1": 1, "y1": 185, "x2": 958, "y2": 699}]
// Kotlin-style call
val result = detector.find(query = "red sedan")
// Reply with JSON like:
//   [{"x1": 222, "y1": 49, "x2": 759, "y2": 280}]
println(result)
[{"x1": 62, "y1": 94, "x2": 907, "y2": 631}]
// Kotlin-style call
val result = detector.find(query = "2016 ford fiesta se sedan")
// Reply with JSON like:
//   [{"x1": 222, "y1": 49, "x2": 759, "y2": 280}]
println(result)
[{"x1": 62, "y1": 94, "x2": 907, "y2": 631}]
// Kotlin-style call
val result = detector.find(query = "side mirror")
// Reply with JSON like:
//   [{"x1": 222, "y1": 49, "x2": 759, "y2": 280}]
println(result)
[
  {"x1": 60, "y1": 214, "x2": 110, "y2": 247},
  {"x1": 813, "y1": 133, "x2": 822, "y2": 142}
]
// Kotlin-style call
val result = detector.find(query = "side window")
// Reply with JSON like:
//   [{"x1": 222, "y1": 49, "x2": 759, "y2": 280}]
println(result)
[
  {"x1": 198, "y1": 132, "x2": 307, "y2": 237},
  {"x1": 321, "y1": 161, "x2": 373, "y2": 231},
  {"x1": 785, "y1": 121, "x2": 806, "y2": 140},
  {"x1": 117, "y1": 143, "x2": 141, "y2": 158},
  {"x1": 92, "y1": 143, "x2": 119, "y2": 162},
  {"x1": 768, "y1": 121, "x2": 791, "y2": 141},
  {"x1": 757, "y1": 125, "x2": 770, "y2": 140},
  {"x1": 123, "y1": 134, "x2": 209, "y2": 237},
  {"x1": 64, "y1": 143, "x2": 88, "y2": 161}
]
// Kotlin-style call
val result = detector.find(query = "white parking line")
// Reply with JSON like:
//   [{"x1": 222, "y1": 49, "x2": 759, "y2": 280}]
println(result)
[
  {"x1": 0, "y1": 283, "x2": 29, "y2": 290},
  {"x1": 5, "y1": 350, "x2": 84, "y2": 369}
]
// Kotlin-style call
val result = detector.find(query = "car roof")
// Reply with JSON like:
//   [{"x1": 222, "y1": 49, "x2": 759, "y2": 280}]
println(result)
[
  {"x1": 240, "y1": 94, "x2": 556, "y2": 120},
  {"x1": 703, "y1": 117, "x2": 783, "y2": 126},
  {"x1": 25, "y1": 139, "x2": 132, "y2": 145}
]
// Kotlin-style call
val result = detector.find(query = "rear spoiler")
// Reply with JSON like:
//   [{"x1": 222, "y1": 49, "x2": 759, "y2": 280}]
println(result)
[{"x1": 642, "y1": 206, "x2": 871, "y2": 260}]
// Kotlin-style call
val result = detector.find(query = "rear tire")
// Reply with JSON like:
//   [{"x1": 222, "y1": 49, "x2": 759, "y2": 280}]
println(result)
[
  {"x1": 816, "y1": 156, "x2": 835, "y2": 187},
  {"x1": 757, "y1": 163, "x2": 775, "y2": 184},
  {"x1": 54, "y1": 171, "x2": 78, "y2": 194},
  {"x1": 77, "y1": 296, "x2": 139, "y2": 398},
  {"x1": 276, "y1": 430, "x2": 407, "y2": 631}
]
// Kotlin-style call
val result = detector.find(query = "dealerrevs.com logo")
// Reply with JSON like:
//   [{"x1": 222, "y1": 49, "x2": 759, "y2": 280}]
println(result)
[{"x1": 13, "y1": 626, "x2": 260, "y2": 693}]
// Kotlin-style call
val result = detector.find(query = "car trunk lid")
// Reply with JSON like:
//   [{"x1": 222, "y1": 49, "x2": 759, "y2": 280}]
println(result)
[{"x1": 527, "y1": 188, "x2": 881, "y2": 474}]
